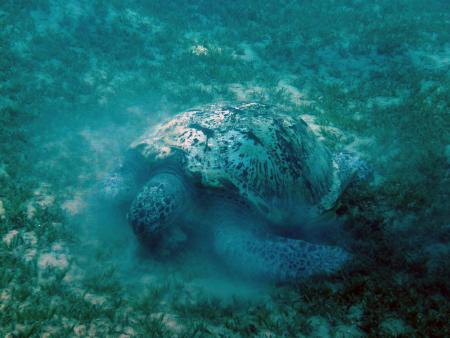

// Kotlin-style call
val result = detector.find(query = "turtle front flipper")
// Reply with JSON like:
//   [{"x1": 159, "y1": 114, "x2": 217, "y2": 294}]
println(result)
[
  {"x1": 213, "y1": 225, "x2": 351, "y2": 281},
  {"x1": 128, "y1": 172, "x2": 190, "y2": 254}
]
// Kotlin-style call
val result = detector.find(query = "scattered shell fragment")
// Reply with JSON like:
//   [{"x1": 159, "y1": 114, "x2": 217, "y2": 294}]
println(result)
[{"x1": 191, "y1": 44, "x2": 208, "y2": 56}]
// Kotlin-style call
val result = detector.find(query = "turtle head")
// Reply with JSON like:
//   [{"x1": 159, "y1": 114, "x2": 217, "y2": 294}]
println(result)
[{"x1": 127, "y1": 170, "x2": 193, "y2": 255}]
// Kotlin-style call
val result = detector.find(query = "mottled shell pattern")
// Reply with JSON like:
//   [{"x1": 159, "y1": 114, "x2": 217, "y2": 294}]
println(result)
[{"x1": 131, "y1": 103, "x2": 343, "y2": 223}]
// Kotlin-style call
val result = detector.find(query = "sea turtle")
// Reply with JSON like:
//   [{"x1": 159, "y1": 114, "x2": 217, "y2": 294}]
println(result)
[{"x1": 101, "y1": 103, "x2": 367, "y2": 281}]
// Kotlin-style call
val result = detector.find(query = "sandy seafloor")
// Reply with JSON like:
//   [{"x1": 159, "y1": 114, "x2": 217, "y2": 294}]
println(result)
[{"x1": 0, "y1": 1, "x2": 449, "y2": 337}]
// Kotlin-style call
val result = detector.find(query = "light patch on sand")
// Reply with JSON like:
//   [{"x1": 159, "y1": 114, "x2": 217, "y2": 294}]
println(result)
[
  {"x1": 42, "y1": 327, "x2": 61, "y2": 338},
  {"x1": 380, "y1": 318, "x2": 411, "y2": 336},
  {"x1": 0, "y1": 288, "x2": 11, "y2": 302},
  {"x1": 236, "y1": 43, "x2": 259, "y2": 62},
  {"x1": 445, "y1": 144, "x2": 450, "y2": 164},
  {"x1": 320, "y1": 125, "x2": 352, "y2": 143},
  {"x1": 277, "y1": 79, "x2": 311, "y2": 106},
  {"x1": 51, "y1": 242, "x2": 65, "y2": 251},
  {"x1": 34, "y1": 183, "x2": 54, "y2": 206},
  {"x1": 299, "y1": 114, "x2": 324, "y2": 139},
  {"x1": 63, "y1": 264, "x2": 86, "y2": 283},
  {"x1": 367, "y1": 96, "x2": 403, "y2": 108},
  {"x1": 191, "y1": 45, "x2": 208, "y2": 56},
  {"x1": 119, "y1": 327, "x2": 136, "y2": 338},
  {"x1": 151, "y1": 313, "x2": 184, "y2": 333},
  {"x1": 345, "y1": 135, "x2": 376, "y2": 153},
  {"x1": 308, "y1": 316, "x2": 331, "y2": 337},
  {"x1": 303, "y1": 113, "x2": 375, "y2": 156},
  {"x1": 126, "y1": 105, "x2": 145, "y2": 116},
  {"x1": 62, "y1": 194, "x2": 86, "y2": 216},
  {"x1": 84, "y1": 293, "x2": 108, "y2": 306},
  {"x1": 73, "y1": 325, "x2": 87, "y2": 336},
  {"x1": 22, "y1": 231, "x2": 38, "y2": 246},
  {"x1": 3, "y1": 230, "x2": 18, "y2": 246},
  {"x1": 0, "y1": 199, "x2": 5, "y2": 219},
  {"x1": 0, "y1": 289, "x2": 11, "y2": 311},
  {"x1": 26, "y1": 183, "x2": 56, "y2": 219},
  {"x1": 335, "y1": 324, "x2": 365, "y2": 337},
  {"x1": 87, "y1": 319, "x2": 110, "y2": 337},
  {"x1": 38, "y1": 252, "x2": 69, "y2": 270},
  {"x1": 6, "y1": 324, "x2": 27, "y2": 338},
  {"x1": 80, "y1": 128, "x2": 118, "y2": 155},
  {"x1": 24, "y1": 248, "x2": 37, "y2": 262},
  {"x1": 228, "y1": 83, "x2": 248, "y2": 100},
  {"x1": 409, "y1": 45, "x2": 450, "y2": 70},
  {"x1": 27, "y1": 203, "x2": 36, "y2": 219},
  {"x1": 124, "y1": 8, "x2": 161, "y2": 30},
  {"x1": 0, "y1": 162, "x2": 7, "y2": 177},
  {"x1": 228, "y1": 83, "x2": 267, "y2": 101}
]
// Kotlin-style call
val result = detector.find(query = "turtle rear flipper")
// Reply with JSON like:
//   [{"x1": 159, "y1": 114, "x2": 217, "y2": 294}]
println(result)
[{"x1": 213, "y1": 224, "x2": 351, "y2": 281}]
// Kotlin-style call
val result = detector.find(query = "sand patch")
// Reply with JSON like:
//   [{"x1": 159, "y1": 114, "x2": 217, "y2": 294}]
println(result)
[
  {"x1": 409, "y1": 45, "x2": 450, "y2": 70},
  {"x1": 0, "y1": 200, "x2": 5, "y2": 219},
  {"x1": 63, "y1": 264, "x2": 86, "y2": 283},
  {"x1": 151, "y1": 313, "x2": 184, "y2": 333},
  {"x1": 236, "y1": 43, "x2": 259, "y2": 62},
  {"x1": 334, "y1": 324, "x2": 365, "y2": 337},
  {"x1": 445, "y1": 144, "x2": 450, "y2": 164},
  {"x1": 34, "y1": 183, "x2": 55, "y2": 207},
  {"x1": 380, "y1": 317, "x2": 411, "y2": 336},
  {"x1": 228, "y1": 83, "x2": 267, "y2": 101},
  {"x1": 191, "y1": 44, "x2": 209, "y2": 56},
  {"x1": 299, "y1": 114, "x2": 324, "y2": 139},
  {"x1": 87, "y1": 319, "x2": 111, "y2": 337},
  {"x1": 62, "y1": 193, "x2": 86, "y2": 216},
  {"x1": 22, "y1": 231, "x2": 38, "y2": 246},
  {"x1": 73, "y1": 324, "x2": 87, "y2": 336},
  {"x1": 118, "y1": 326, "x2": 137, "y2": 338},
  {"x1": 2, "y1": 229, "x2": 18, "y2": 246},
  {"x1": 0, "y1": 162, "x2": 7, "y2": 177},
  {"x1": 277, "y1": 79, "x2": 312, "y2": 106},
  {"x1": 26, "y1": 183, "x2": 55, "y2": 219},
  {"x1": 0, "y1": 289, "x2": 12, "y2": 311},
  {"x1": 308, "y1": 316, "x2": 331, "y2": 337},
  {"x1": 24, "y1": 248, "x2": 37, "y2": 262},
  {"x1": 367, "y1": 96, "x2": 404, "y2": 109},
  {"x1": 38, "y1": 252, "x2": 69, "y2": 270},
  {"x1": 84, "y1": 293, "x2": 108, "y2": 306}
]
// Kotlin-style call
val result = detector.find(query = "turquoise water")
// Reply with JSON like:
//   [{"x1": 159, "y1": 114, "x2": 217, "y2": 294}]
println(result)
[{"x1": 0, "y1": 1, "x2": 449, "y2": 336}]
